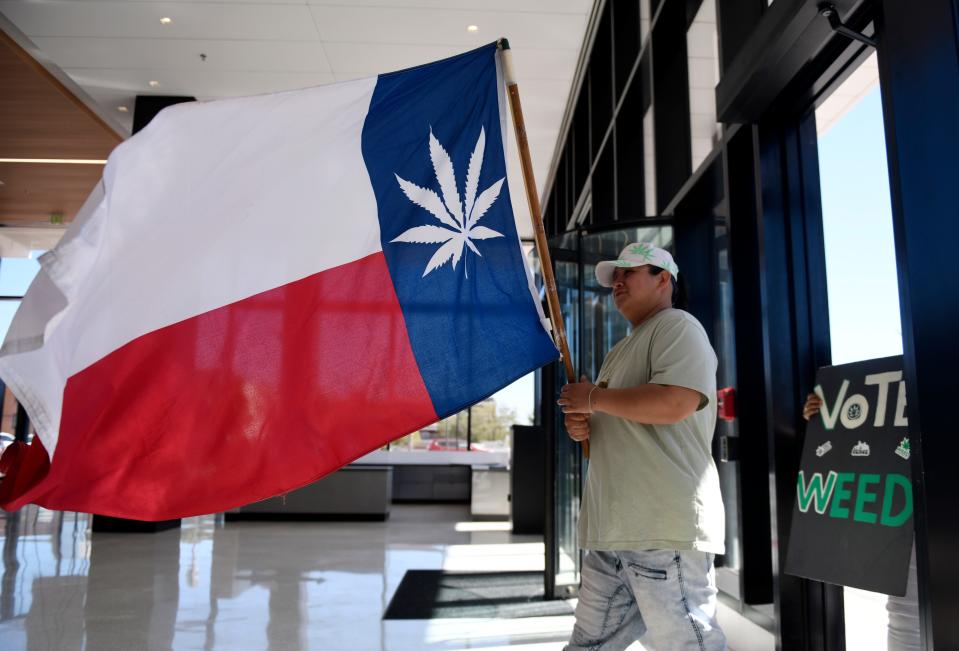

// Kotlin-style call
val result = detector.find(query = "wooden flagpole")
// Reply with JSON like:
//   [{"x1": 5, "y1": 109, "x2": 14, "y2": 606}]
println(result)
[{"x1": 497, "y1": 38, "x2": 588, "y2": 458}]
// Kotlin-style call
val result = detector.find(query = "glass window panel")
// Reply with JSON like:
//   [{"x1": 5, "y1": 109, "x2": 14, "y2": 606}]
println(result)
[
  {"x1": 390, "y1": 411, "x2": 467, "y2": 452},
  {"x1": 553, "y1": 257, "x2": 581, "y2": 594},
  {"x1": 644, "y1": 106, "x2": 657, "y2": 215},
  {"x1": 714, "y1": 224, "x2": 742, "y2": 573},
  {"x1": 1, "y1": 387, "x2": 17, "y2": 438},
  {"x1": 432, "y1": 412, "x2": 470, "y2": 450},
  {"x1": 816, "y1": 54, "x2": 900, "y2": 364},
  {"x1": 387, "y1": 376, "x2": 532, "y2": 457},
  {"x1": 686, "y1": 0, "x2": 721, "y2": 172},
  {"x1": 474, "y1": 373, "x2": 534, "y2": 454},
  {"x1": 640, "y1": 0, "x2": 652, "y2": 48},
  {"x1": 580, "y1": 226, "x2": 673, "y2": 262},
  {"x1": 816, "y1": 51, "x2": 907, "y2": 648},
  {"x1": 816, "y1": 54, "x2": 880, "y2": 138},
  {"x1": 0, "y1": 254, "x2": 43, "y2": 296},
  {"x1": 0, "y1": 300, "x2": 19, "y2": 344}
]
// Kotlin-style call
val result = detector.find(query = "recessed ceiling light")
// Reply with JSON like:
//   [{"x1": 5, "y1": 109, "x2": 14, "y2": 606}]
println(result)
[
  {"x1": 467, "y1": 25, "x2": 479, "y2": 33},
  {"x1": 117, "y1": 106, "x2": 128, "y2": 113},
  {"x1": 160, "y1": 17, "x2": 173, "y2": 25},
  {"x1": 149, "y1": 80, "x2": 160, "y2": 88}
]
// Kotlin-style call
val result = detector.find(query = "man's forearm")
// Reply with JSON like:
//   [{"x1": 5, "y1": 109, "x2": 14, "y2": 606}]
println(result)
[{"x1": 591, "y1": 384, "x2": 700, "y2": 424}]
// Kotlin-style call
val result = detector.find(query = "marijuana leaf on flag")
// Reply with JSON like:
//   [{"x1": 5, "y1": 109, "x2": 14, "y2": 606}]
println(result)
[{"x1": 392, "y1": 127, "x2": 504, "y2": 277}]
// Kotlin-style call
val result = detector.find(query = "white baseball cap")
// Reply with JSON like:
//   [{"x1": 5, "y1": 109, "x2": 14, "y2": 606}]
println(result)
[{"x1": 594, "y1": 243, "x2": 679, "y2": 288}]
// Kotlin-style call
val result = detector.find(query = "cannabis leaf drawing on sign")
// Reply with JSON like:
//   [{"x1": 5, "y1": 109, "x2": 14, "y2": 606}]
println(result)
[{"x1": 392, "y1": 127, "x2": 504, "y2": 278}]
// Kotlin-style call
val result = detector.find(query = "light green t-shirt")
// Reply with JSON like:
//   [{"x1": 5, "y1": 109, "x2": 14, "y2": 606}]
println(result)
[{"x1": 578, "y1": 308, "x2": 725, "y2": 554}]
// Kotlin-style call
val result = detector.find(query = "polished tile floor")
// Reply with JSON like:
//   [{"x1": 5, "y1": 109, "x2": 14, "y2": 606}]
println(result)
[{"x1": 0, "y1": 504, "x2": 582, "y2": 650}]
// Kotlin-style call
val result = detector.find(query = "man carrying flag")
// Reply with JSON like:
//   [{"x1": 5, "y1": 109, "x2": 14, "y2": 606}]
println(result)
[
  {"x1": 559, "y1": 244, "x2": 727, "y2": 650},
  {"x1": 0, "y1": 43, "x2": 558, "y2": 521}
]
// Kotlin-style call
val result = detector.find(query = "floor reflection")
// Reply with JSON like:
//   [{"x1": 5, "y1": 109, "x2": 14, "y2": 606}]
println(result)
[
  {"x1": 86, "y1": 525, "x2": 180, "y2": 650},
  {"x1": 0, "y1": 504, "x2": 573, "y2": 650},
  {"x1": 2, "y1": 509, "x2": 90, "y2": 650}
]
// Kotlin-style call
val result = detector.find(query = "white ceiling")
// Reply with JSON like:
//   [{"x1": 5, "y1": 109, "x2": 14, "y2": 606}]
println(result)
[{"x1": 0, "y1": 0, "x2": 595, "y2": 238}]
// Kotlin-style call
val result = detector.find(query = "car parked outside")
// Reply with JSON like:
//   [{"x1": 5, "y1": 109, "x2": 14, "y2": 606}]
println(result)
[{"x1": 426, "y1": 438, "x2": 490, "y2": 452}]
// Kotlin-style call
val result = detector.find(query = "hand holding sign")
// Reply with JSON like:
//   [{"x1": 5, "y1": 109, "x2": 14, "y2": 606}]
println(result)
[{"x1": 802, "y1": 393, "x2": 822, "y2": 421}]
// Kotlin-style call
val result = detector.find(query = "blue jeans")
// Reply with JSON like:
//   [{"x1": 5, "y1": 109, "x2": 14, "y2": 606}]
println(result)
[{"x1": 565, "y1": 549, "x2": 727, "y2": 651}]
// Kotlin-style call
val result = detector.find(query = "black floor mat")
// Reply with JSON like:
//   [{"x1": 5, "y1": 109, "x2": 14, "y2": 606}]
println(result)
[{"x1": 383, "y1": 570, "x2": 574, "y2": 619}]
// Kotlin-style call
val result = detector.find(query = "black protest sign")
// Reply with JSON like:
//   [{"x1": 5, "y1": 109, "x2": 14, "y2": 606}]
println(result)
[{"x1": 784, "y1": 356, "x2": 913, "y2": 595}]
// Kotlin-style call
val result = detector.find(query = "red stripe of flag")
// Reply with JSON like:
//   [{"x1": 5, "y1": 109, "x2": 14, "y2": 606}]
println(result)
[{"x1": 1, "y1": 252, "x2": 436, "y2": 519}]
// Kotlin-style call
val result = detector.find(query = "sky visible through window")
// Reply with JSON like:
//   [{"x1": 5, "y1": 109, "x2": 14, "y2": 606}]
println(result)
[
  {"x1": 0, "y1": 254, "x2": 41, "y2": 296},
  {"x1": 818, "y1": 86, "x2": 903, "y2": 364},
  {"x1": 0, "y1": 254, "x2": 43, "y2": 344}
]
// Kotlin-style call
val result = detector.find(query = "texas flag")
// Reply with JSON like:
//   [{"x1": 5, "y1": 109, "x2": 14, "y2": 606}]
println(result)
[{"x1": 0, "y1": 43, "x2": 558, "y2": 520}]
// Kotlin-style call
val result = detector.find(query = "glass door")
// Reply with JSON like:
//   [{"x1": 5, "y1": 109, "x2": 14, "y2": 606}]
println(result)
[
  {"x1": 814, "y1": 53, "x2": 913, "y2": 651},
  {"x1": 712, "y1": 212, "x2": 746, "y2": 600},
  {"x1": 545, "y1": 234, "x2": 582, "y2": 599}
]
